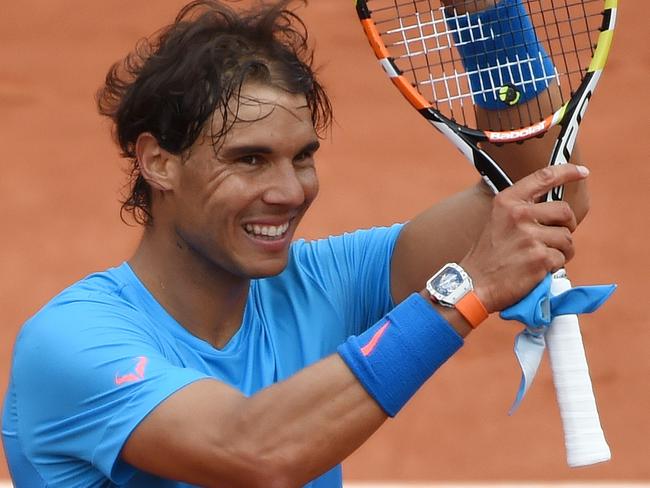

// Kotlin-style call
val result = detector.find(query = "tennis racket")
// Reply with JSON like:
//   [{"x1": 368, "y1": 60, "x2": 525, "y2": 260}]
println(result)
[{"x1": 355, "y1": 0, "x2": 616, "y2": 467}]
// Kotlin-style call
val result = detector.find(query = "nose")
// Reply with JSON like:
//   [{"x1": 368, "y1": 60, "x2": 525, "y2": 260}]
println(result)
[{"x1": 262, "y1": 160, "x2": 309, "y2": 207}]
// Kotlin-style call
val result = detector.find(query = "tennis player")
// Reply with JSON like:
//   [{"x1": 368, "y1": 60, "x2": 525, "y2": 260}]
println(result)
[{"x1": 2, "y1": 1, "x2": 589, "y2": 487}]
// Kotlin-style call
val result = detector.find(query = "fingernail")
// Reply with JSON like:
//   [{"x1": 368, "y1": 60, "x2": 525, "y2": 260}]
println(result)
[{"x1": 576, "y1": 165, "x2": 590, "y2": 176}]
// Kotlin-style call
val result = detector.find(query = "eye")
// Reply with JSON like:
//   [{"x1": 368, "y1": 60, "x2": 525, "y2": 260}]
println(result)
[
  {"x1": 237, "y1": 155, "x2": 262, "y2": 166},
  {"x1": 294, "y1": 150, "x2": 316, "y2": 167}
]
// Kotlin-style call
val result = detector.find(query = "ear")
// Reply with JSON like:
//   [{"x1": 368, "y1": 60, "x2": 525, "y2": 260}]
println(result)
[{"x1": 135, "y1": 133, "x2": 180, "y2": 191}]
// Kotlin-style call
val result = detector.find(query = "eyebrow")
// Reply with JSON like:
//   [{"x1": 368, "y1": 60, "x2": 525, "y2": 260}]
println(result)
[
  {"x1": 220, "y1": 145, "x2": 273, "y2": 159},
  {"x1": 220, "y1": 140, "x2": 321, "y2": 159},
  {"x1": 299, "y1": 140, "x2": 321, "y2": 155}
]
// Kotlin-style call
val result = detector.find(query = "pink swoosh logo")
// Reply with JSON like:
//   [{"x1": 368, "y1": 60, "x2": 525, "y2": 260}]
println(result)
[
  {"x1": 114, "y1": 356, "x2": 148, "y2": 386},
  {"x1": 360, "y1": 321, "x2": 390, "y2": 356}
]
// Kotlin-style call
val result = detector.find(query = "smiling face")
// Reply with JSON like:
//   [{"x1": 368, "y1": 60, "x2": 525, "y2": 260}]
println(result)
[{"x1": 160, "y1": 83, "x2": 320, "y2": 279}]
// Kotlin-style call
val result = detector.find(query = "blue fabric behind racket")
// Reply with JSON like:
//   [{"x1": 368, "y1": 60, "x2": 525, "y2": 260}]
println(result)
[{"x1": 446, "y1": 0, "x2": 555, "y2": 109}]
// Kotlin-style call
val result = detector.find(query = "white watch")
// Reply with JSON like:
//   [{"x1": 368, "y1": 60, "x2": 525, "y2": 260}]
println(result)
[
  {"x1": 425, "y1": 263, "x2": 489, "y2": 328},
  {"x1": 426, "y1": 263, "x2": 473, "y2": 307}
]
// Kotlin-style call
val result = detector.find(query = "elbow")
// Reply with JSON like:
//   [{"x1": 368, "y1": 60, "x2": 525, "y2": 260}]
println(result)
[{"x1": 247, "y1": 443, "x2": 310, "y2": 488}]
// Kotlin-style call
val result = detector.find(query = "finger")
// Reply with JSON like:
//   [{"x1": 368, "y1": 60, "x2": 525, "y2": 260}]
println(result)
[
  {"x1": 506, "y1": 164, "x2": 589, "y2": 203},
  {"x1": 537, "y1": 226, "x2": 575, "y2": 263},
  {"x1": 528, "y1": 244, "x2": 568, "y2": 275},
  {"x1": 530, "y1": 201, "x2": 578, "y2": 232},
  {"x1": 545, "y1": 247, "x2": 568, "y2": 273}
]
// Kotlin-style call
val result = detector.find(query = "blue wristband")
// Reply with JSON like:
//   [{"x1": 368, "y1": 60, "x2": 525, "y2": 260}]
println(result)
[
  {"x1": 446, "y1": 0, "x2": 555, "y2": 109},
  {"x1": 337, "y1": 293, "x2": 463, "y2": 417}
]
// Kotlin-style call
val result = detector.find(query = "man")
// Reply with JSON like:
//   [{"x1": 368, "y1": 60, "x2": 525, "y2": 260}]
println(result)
[{"x1": 2, "y1": 1, "x2": 589, "y2": 487}]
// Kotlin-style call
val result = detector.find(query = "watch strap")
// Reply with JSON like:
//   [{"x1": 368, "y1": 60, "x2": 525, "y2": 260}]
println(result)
[{"x1": 455, "y1": 291, "x2": 489, "y2": 328}]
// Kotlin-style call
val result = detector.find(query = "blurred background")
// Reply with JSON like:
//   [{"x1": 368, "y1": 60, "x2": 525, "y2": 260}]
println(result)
[{"x1": 0, "y1": 0, "x2": 648, "y2": 484}]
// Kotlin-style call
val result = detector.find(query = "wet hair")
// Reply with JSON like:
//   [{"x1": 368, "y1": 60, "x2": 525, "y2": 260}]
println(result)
[{"x1": 96, "y1": 0, "x2": 332, "y2": 225}]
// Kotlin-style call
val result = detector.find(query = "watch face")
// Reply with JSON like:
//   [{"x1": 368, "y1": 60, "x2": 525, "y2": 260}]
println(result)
[
  {"x1": 426, "y1": 263, "x2": 473, "y2": 307},
  {"x1": 431, "y1": 268, "x2": 463, "y2": 297}
]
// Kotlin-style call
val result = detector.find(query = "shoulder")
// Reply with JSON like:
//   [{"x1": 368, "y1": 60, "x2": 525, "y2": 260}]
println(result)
[
  {"x1": 257, "y1": 223, "x2": 405, "y2": 304},
  {"x1": 10, "y1": 265, "x2": 179, "y2": 402},
  {"x1": 16, "y1": 264, "x2": 151, "y2": 357},
  {"x1": 289, "y1": 223, "x2": 405, "y2": 266}
]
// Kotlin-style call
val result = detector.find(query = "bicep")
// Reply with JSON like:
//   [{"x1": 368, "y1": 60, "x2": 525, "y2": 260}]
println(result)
[{"x1": 121, "y1": 379, "x2": 254, "y2": 487}]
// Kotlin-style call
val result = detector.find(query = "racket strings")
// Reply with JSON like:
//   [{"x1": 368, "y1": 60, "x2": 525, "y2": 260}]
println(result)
[
  {"x1": 401, "y1": 32, "x2": 593, "y2": 95},
  {"x1": 366, "y1": 0, "x2": 603, "y2": 130},
  {"x1": 380, "y1": 14, "x2": 599, "y2": 57}
]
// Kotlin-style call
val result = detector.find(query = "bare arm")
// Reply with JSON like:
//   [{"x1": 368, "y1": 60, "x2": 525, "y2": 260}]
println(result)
[
  {"x1": 390, "y1": 0, "x2": 589, "y2": 302},
  {"x1": 122, "y1": 164, "x2": 587, "y2": 487},
  {"x1": 123, "y1": 355, "x2": 387, "y2": 488}
]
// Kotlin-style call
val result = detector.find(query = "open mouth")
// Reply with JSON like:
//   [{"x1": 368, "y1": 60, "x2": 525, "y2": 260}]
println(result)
[{"x1": 243, "y1": 221, "x2": 291, "y2": 241}]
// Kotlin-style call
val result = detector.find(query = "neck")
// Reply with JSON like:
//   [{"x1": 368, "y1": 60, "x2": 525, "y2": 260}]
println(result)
[{"x1": 129, "y1": 225, "x2": 250, "y2": 349}]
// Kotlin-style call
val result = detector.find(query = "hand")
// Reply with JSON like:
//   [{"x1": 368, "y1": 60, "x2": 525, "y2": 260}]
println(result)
[{"x1": 460, "y1": 164, "x2": 590, "y2": 313}]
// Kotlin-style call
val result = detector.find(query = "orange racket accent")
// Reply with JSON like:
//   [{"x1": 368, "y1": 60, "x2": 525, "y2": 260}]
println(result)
[
  {"x1": 455, "y1": 292, "x2": 489, "y2": 328},
  {"x1": 360, "y1": 19, "x2": 390, "y2": 59},
  {"x1": 392, "y1": 76, "x2": 430, "y2": 111},
  {"x1": 360, "y1": 19, "x2": 431, "y2": 111}
]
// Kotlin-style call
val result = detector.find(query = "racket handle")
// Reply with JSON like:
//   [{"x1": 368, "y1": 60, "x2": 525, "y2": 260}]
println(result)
[{"x1": 547, "y1": 271, "x2": 611, "y2": 467}]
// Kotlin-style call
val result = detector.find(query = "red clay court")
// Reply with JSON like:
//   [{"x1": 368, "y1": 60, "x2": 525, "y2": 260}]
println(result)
[{"x1": 0, "y1": 0, "x2": 648, "y2": 483}]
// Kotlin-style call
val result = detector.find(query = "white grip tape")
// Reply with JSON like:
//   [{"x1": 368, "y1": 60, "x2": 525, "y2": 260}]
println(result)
[{"x1": 547, "y1": 275, "x2": 611, "y2": 467}]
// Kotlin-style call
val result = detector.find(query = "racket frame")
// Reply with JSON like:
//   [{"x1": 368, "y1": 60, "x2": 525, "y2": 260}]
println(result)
[
  {"x1": 355, "y1": 0, "x2": 618, "y2": 467},
  {"x1": 357, "y1": 0, "x2": 618, "y2": 194}
]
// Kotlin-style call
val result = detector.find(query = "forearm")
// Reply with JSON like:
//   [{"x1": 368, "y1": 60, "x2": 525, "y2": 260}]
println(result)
[
  {"x1": 392, "y1": 1, "x2": 589, "y2": 301},
  {"x1": 447, "y1": 0, "x2": 589, "y2": 216},
  {"x1": 391, "y1": 183, "x2": 492, "y2": 302},
  {"x1": 231, "y1": 355, "x2": 387, "y2": 485},
  {"x1": 477, "y1": 87, "x2": 590, "y2": 219},
  {"x1": 392, "y1": 142, "x2": 588, "y2": 303},
  {"x1": 227, "y1": 296, "x2": 468, "y2": 484}
]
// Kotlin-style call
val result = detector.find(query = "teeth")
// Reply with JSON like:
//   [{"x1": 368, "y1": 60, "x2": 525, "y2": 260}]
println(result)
[{"x1": 244, "y1": 222, "x2": 290, "y2": 238}]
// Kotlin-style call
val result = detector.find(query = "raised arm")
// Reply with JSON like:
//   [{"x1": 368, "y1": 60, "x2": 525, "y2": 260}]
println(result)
[{"x1": 390, "y1": 0, "x2": 589, "y2": 303}]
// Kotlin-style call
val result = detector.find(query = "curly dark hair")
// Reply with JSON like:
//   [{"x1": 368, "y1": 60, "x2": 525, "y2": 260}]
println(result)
[{"x1": 96, "y1": 0, "x2": 332, "y2": 225}]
